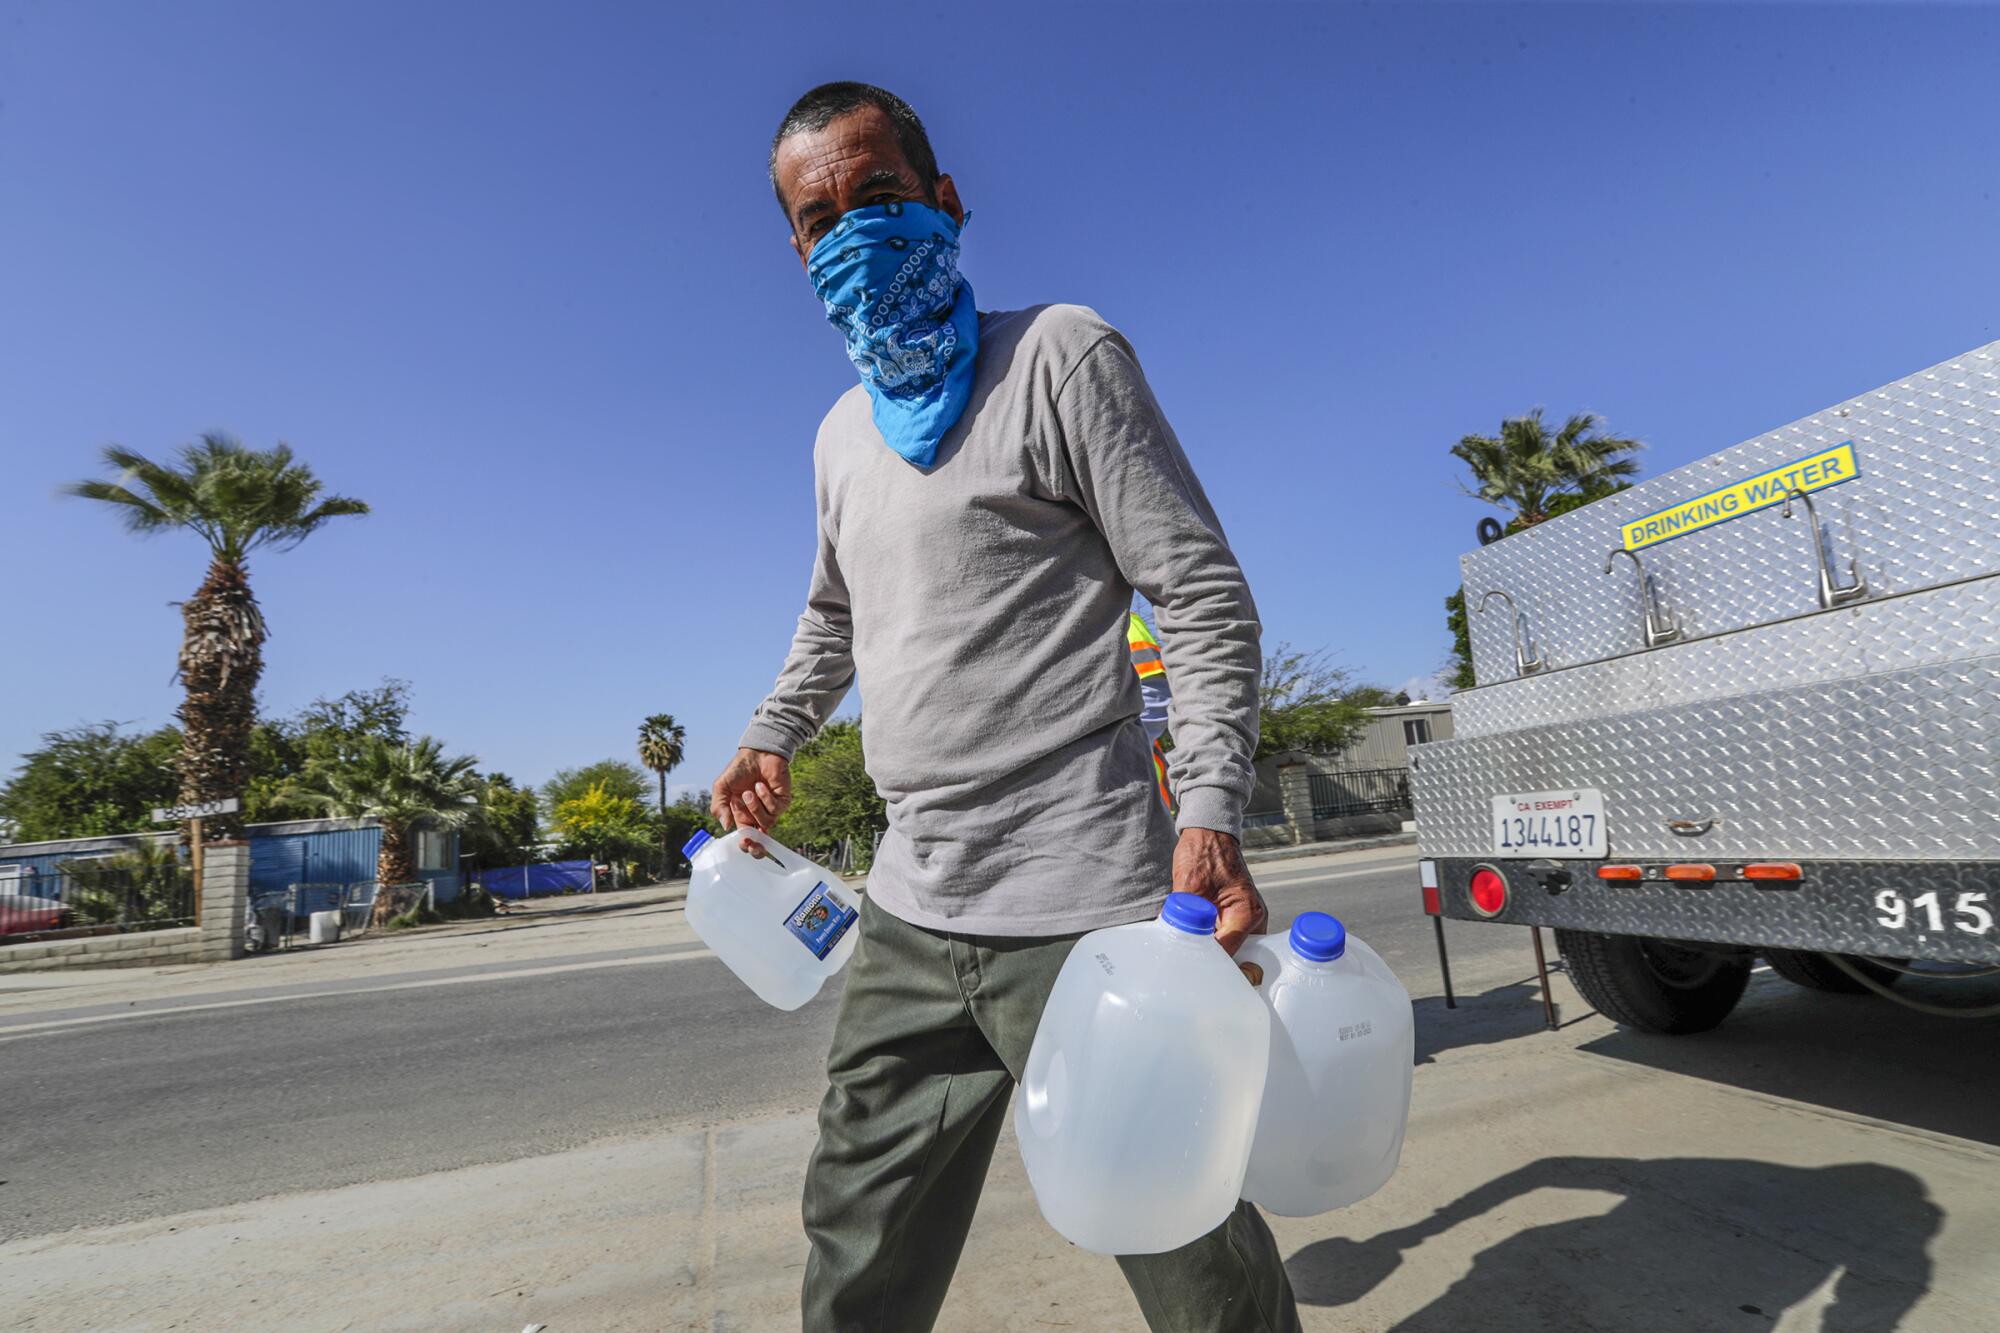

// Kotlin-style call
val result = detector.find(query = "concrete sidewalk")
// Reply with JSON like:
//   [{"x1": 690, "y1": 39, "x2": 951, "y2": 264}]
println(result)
[{"x1": 5, "y1": 966, "x2": 1994, "y2": 1331}]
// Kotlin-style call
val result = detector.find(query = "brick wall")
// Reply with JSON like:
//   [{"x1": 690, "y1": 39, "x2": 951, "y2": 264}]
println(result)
[
  {"x1": 0, "y1": 838, "x2": 249, "y2": 974},
  {"x1": 0, "y1": 927, "x2": 203, "y2": 974}
]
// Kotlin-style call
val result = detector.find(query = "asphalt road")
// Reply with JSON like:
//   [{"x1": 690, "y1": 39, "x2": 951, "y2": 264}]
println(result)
[{"x1": 3, "y1": 849, "x2": 1541, "y2": 1239}]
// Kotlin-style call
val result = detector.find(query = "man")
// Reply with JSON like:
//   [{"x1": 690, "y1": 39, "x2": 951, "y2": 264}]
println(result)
[{"x1": 711, "y1": 82, "x2": 1297, "y2": 1332}]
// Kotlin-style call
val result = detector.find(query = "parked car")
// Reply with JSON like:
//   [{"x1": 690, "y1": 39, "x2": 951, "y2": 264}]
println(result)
[{"x1": 0, "y1": 892, "x2": 73, "y2": 939}]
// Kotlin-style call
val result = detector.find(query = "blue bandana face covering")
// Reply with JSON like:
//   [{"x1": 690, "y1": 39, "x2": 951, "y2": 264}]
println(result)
[{"x1": 808, "y1": 202, "x2": 978, "y2": 467}]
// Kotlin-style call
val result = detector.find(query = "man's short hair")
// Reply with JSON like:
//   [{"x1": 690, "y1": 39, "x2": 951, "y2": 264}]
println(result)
[{"x1": 769, "y1": 81, "x2": 940, "y2": 215}]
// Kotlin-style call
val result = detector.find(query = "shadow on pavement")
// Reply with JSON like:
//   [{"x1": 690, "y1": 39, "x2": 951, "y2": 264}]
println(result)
[
  {"x1": 438, "y1": 896, "x2": 683, "y2": 939},
  {"x1": 1412, "y1": 978, "x2": 1555, "y2": 1064},
  {"x1": 1574, "y1": 971, "x2": 2000, "y2": 1147},
  {"x1": 1288, "y1": 1156, "x2": 1939, "y2": 1332}
]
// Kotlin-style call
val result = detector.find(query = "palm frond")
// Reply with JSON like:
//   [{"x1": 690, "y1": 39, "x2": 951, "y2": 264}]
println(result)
[
  {"x1": 286, "y1": 734, "x2": 485, "y2": 832},
  {"x1": 1452, "y1": 407, "x2": 1645, "y2": 524},
  {"x1": 636, "y1": 713, "x2": 688, "y2": 776},
  {"x1": 67, "y1": 433, "x2": 368, "y2": 564},
  {"x1": 60, "y1": 478, "x2": 176, "y2": 535}
]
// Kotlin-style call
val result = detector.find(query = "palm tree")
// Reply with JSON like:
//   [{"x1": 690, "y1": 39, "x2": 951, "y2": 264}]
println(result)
[
  {"x1": 636, "y1": 713, "x2": 687, "y2": 876},
  {"x1": 286, "y1": 735, "x2": 483, "y2": 919},
  {"x1": 62, "y1": 838, "x2": 189, "y2": 927},
  {"x1": 1451, "y1": 410, "x2": 1643, "y2": 528},
  {"x1": 66, "y1": 435, "x2": 368, "y2": 840}
]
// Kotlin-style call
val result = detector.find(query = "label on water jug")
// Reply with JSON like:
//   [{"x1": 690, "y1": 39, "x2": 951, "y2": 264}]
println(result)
[{"x1": 784, "y1": 881, "x2": 858, "y2": 960}]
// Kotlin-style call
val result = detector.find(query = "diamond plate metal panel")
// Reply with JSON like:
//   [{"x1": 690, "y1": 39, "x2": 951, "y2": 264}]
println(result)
[
  {"x1": 1428, "y1": 859, "x2": 2000, "y2": 962},
  {"x1": 1412, "y1": 654, "x2": 2000, "y2": 861},
  {"x1": 1463, "y1": 342, "x2": 2000, "y2": 684},
  {"x1": 1451, "y1": 574, "x2": 2000, "y2": 738}
]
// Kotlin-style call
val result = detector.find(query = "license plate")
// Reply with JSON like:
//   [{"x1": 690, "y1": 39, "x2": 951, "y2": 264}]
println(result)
[{"x1": 1490, "y1": 789, "x2": 1608, "y2": 859}]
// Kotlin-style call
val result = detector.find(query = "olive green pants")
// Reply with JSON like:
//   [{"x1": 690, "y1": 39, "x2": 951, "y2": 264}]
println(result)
[{"x1": 801, "y1": 896, "x2": 1302, "y2": 1332}]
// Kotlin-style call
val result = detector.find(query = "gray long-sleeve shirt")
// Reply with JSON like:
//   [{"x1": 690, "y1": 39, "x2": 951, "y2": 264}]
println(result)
[{"x1": 741, "y1": 304, "x2": 1261, "y2": 935}]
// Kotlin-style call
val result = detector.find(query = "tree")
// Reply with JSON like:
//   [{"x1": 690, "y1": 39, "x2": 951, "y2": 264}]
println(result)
[
  {"x1": 61, "y1": 839, "x2": 188, "y2": 927},
  {"x1": 774, "y1": 719, "x2": 885, "y2": 866},
  {"x1": 550, "y1": 781, "x2": 652, "y2": 876},
  {"x1": 462, "y1": 772, "x2": 540, "y2": 870},
  {"x1": 657, "y1": 793, "x2": 719, "y2": 879},
  {"x1": 0, "y1": 681, "x2": 417, "y2": 841},
  {"x1": 285, "y1": 735, "x2": 483, "y2": 915},
  {"x1": 244, "y1": 679, "x2": 413, "y2": 822},
  {"x1": 1256, "y1": 644, "x2": 1378, "y2": 760},
  {"x1": 636, "y1": 714, "x2": 688, "y2": 874},
  {"x1": 0, "y1": 723, "x2": 183, "y2": 843},
  {"x1": 542, "y1": 759, "x2": 650, "y2": 814},
  {"x1": 1444, "y1": 589, "x2": 1477, "y2": 691},
  {"x1": 1450, "y1": 410, "x2": 1642, "y2": 528},
  {"x1": 65, "y1": 436, "x2": 368, "y2": 840}
]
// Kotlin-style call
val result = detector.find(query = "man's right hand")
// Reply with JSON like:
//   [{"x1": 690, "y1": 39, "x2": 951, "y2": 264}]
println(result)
[{"x1": 711, "y1": 748, "x2": 793, "y2": 832}]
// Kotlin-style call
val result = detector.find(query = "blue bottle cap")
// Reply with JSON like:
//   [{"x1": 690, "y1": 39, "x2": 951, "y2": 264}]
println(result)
[
  {"x1": 1160, "y1": 891, "x2": 1218, "y2": 936},
  {"x1": 681, "y1": 829, "x2": 713, "y2": 858},
  {"x1": 1289, "y1": 911, "x2": 1347, "y2": 961}
]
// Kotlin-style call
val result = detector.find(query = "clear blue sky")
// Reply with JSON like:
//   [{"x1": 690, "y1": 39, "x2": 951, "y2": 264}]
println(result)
[{"x1": 4, "y1": 2, "x2": 1995, "y2": 804}]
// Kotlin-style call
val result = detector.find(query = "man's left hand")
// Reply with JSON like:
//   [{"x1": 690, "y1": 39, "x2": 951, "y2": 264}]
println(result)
[{"x1": 1173, "y1": 828, "x2": 1267, "y2": 956}]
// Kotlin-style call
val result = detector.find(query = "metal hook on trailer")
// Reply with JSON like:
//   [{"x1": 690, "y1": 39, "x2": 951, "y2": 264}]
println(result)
[
  {"x1": 1779, "y1": 487, "x2": 1869, "y2": 608},
  {"x1": 1602, "y1": 548, "x2": 1684, "y2": 648},
  {"x1": 1475, "y1": 588, "x2": 1546, "y2": 677}
]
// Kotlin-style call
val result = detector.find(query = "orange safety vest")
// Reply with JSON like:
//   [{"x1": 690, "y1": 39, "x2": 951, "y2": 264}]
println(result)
[
  {"x1": 1127, "y1": 612, "x2": 1167, "y2": 679},
  {"x1": 1127, "y1": 614, "x2": 1174, "y2": 812}
]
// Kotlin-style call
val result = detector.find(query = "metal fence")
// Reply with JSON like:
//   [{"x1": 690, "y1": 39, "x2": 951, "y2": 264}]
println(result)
[
  {"x1": 790, "y1": 831, "x2": 885, "y2": 876},
  {"x1": 245, "y1": 880, "x2": 432, "y2": 951},
  {"x1": 0, "y1": 861, "x2": 196, "y2": 942},
  {"x1": 1308, "y1": 767, "x2": 1414, "y2": 822}
]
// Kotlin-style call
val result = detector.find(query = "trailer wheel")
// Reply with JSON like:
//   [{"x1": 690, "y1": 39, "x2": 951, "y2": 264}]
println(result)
[
  {"x1": 1555, "y1": 930, "x2": 1750, "y2": 1034},
  {"x1": 1763, "y1": 948, "x2": 1902, "y2": 994}
]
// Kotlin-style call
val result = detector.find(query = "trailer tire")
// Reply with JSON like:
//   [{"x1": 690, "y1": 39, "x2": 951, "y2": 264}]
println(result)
[
  {"x1": 1555, "y1": 930, "x2": 1750, "y2": 1034},
  {"x1": 1763, "y1": 948, "x2": 1901, "y2": 994}
]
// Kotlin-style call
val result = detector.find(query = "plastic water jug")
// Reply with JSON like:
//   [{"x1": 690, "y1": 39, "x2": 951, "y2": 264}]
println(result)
[
  {"x1": 1013, "y1": 892, "x2": 1271, "y2": 1255},
  {"x1": 1236, "y1": 912, "x2": 1413, "y2": 1216},
  {"x1": 682, "y1": 828, "x2": 859, "y2": 1011}
]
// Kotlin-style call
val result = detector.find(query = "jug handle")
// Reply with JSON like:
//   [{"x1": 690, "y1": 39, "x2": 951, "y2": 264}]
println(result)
[{"x1": 732, "y1": 827, "x2": 791, "y2": 871}]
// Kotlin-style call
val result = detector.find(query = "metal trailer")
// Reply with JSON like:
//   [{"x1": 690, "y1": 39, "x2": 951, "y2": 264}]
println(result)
[{"x1": 1412, "y1": 341, "x2": 2000, "y2": 1032}]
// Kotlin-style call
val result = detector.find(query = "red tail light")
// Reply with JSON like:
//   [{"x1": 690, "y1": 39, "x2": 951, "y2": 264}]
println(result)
[
  {"x1": 1597, "y1": 864, "x2": 1644, "y2": 881},
  {"x1": 1468, "y1": 866, "x2": 1509, "y2": 917},
  {"x1": 1665, "y1": 863, "x2": 1716, "y2": 882},
  {"x1": 1742, "y1": 863, "x2": 1802, "y2": 881}
]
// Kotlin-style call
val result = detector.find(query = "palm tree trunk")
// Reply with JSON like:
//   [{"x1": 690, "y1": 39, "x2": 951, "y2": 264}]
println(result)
[
  {"x1": 658, "y1": 769, "x2": 668, "y2": 881},
  {"x1": 375, "y1": 821, "x2": 417, "y2": 924},
  {"x1": 176, "y1": 558, "x2": 265, "y2": 842},
  {"x1": 378, "y1": 821, "x2": 418, "y2": 884}
]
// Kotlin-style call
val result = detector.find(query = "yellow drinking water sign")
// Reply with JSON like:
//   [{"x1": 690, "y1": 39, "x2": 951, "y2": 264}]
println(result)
[{"x1": 1620, "y1": 442, "x2": 1860, "y2": 553}]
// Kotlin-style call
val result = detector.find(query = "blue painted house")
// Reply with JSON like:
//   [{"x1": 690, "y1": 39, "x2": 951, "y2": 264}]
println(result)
[{"x1": 0, "y1": 817, "x2": 461, "y2": 903}]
